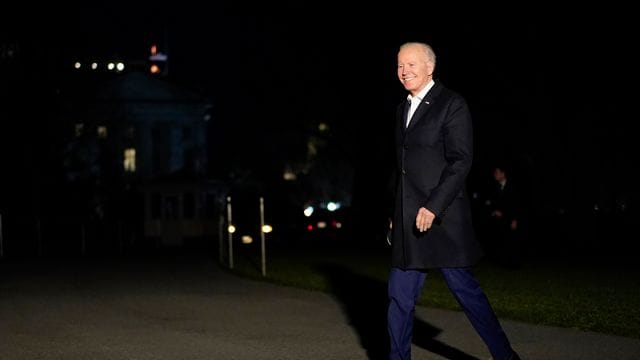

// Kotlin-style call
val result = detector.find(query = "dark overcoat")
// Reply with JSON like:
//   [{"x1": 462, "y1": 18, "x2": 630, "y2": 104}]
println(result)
[{"x1": 390, "y1": 81, "x2": 483, "y2": 269}]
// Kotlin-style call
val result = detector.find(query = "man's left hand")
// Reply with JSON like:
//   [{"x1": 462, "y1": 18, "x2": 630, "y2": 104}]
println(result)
[{"x1": 416, "y1": 207, "x2": 435, "y2": 232}]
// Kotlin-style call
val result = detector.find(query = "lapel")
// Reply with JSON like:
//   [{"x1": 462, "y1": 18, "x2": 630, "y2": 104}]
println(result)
[
  {"x1": 396, "y1": 100, "x2": 409, "y2": 138},
  {"x1": 405, "y1": 81, "x2": 442, "y2": 134}
]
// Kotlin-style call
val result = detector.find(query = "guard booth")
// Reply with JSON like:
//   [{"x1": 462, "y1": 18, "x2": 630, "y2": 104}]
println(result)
[{"x1": 142, "y1": 177, "x2": 228, "y2": 249}]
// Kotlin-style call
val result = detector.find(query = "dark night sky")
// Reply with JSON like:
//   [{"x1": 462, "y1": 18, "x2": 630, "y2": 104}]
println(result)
[{"x1": 2, "y1": 4, "x2": 636, "y2": 215}]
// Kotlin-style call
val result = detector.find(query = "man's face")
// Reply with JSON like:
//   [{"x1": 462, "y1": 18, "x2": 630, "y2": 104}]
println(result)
[{"x1": 397, "y1": 46, "x2": 434, "y2": 96}]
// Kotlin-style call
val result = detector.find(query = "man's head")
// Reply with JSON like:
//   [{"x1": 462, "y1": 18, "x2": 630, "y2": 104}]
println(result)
[
  {"x1": 397, "y1": 42, "x2": 436, "y2": 96},
  {"x1": 493, "y1": 166, "x2": 507, "y2": 183}
]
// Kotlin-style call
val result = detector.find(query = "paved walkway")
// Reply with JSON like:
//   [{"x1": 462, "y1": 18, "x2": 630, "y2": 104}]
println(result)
[{"x1": 1, "y1": 255, "x2": 639, "y2": 359}]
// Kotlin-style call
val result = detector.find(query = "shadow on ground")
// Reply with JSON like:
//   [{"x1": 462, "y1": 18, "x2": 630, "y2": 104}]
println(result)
[{"x1": 317, "y1": 263, "x2": 480, "y2": 360}]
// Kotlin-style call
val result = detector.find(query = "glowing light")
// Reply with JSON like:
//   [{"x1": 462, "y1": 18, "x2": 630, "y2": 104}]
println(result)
[
  {"x1": 303, "y1": 206, "x2": 314, "y2": 217},
  {"x1": 123, "y1": 148, "x2": 136, "y2": 172},
  {"x1": 116, "y1": 62, "x2": 125, "y2": 71},
  {"x1": 261, "y1": 225, "x2": 273, "y2": 233},
  {"x1": 97, "y1": 126, "x2": 108, "y2": 138},
  {"x1": 227, "y1": 225, "x2": 236, "y2": 233},
  {"x1": 283, "y1": 170, "x2": 297, "y2": 181},
  {"x1": 150, "y1": 64, "x2": 161, "y2": 74},
  {"x1": 74, "y1": 62, "x2": 81, "y2": 69},
  {"x1": 241, "y1": 235, "x2": 253, "y2": 244},
  {"x1": 91, "y1": 62, "x2": 98, "y2": 70},
  {"x1": 107, "y1": 62, "x2": 115, "y2": 70}
]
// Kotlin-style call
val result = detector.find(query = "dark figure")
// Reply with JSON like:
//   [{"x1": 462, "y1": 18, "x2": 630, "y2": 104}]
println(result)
[
  {"x1": 387, "y1": 42, "x2": 520, "y2": 360},
  {"x1": 485, "y1": 165, "x2": 523, "y2": 269}
]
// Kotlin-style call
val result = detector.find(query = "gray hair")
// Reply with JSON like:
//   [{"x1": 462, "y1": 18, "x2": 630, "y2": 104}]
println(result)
[{"x1": 399, "y1": 42, "x2": 436, "y2": 66}]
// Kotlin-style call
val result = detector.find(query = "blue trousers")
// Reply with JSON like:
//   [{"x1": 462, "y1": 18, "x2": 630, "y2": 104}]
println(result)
[{"x1": 388, "y1": 267, "x2": 516, "y2": 360}]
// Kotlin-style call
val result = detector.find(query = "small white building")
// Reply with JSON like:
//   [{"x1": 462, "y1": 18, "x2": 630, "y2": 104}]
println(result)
[{"x1": 62, "y1": 71, "x2": 226, "y2": 249}]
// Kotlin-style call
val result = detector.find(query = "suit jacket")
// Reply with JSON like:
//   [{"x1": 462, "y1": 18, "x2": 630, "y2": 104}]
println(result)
[
  {"x1": 390, "y1": 80, "x2": 483, "y2": 269},
  {"x1": 487, "y1": 179, "x2": 521, "y2": 228}
]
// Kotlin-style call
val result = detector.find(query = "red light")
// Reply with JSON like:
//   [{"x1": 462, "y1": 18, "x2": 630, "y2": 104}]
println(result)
[{"x1": 306, "y1": 224, "x2": 314, "y2": 231}]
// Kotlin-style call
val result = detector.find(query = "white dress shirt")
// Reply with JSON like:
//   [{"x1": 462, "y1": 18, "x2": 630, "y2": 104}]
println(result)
[{"x1": 406, "y1": 80, "x2": 435, "y2": 128}]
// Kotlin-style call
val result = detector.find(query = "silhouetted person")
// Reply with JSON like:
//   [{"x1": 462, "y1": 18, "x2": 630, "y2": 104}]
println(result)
[
  {"x1": 485, "y1": 165, "x2": 523, "y2": 269},
  {"x1": 387, "y1": 42, "x2": 520, "y2": 360}
]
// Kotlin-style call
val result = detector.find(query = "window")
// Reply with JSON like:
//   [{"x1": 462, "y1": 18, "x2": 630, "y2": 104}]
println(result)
[
  {"x1": 183, "y1": 193, "x2": 195, "y2": 219},
  {"x1": 126, "y1": 126, "x2": 135, "y2": 139},
  {"x1": 124, "y1": 148, "x2": 136, "y2": 172},
  {"x1": 164, "y1": 196, "x2": 179, "y2": 219},
  {"x1": 151, "y1": 193, "x2": 161, "y2": 219},
  {"x1": 182, "y1": 126, "x2": 192, "y2": 140},
  {"x1": 97, "y1": 126, "x2": 108, "y2": 138},
  {"x1": 75, "y1": 123, "x2": 84, "y2": 137}
]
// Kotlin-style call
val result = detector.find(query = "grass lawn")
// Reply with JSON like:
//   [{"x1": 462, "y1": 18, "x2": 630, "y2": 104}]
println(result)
[{"x1": 227, "y1": 244, "x2": 640, "y2": 339}]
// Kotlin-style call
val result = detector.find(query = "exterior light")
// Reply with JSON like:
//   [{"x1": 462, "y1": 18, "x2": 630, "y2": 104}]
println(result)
[
  {"x1": 227, "y1": 225, "x2": 236, "y2": 233},
  {"x1": 74, "y1": 62, "x2": 81, "y2": 69},
  {"x1": 283, "y1": 170, "x2": 297, "y2": 181},
  {"x1": 327, "y1": 202, "x2": 339, "y2": 212},
  {"x1": 304, "y1": 206, "x2": 314, "y2": 217},
  {"x1": 261, "y1": 225, "x2": 273, "y2": 233}
]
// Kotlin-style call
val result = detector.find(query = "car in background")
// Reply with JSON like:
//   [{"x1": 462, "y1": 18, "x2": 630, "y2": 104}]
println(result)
[{"x1": 301, "y1": 201, "x2": 349, "y2": 242}]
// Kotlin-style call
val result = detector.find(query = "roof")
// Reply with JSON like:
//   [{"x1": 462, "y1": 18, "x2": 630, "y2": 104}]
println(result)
[{"x1": 95, "y1": 71, "x2": 206, "y2": 103}]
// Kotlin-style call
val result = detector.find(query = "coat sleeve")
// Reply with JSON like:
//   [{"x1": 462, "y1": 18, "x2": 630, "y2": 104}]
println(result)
[{"x1": 424, "y1": 94, "x2": 474, "y2": 218}]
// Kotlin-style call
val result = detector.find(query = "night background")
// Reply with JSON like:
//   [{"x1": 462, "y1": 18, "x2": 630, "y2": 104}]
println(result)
[
  {"x1": 0, "y1": 4, "x2": 636, "y2": 258},
  {"x1": 2, "y1": 4, "x2": 640, "y2": 359}
]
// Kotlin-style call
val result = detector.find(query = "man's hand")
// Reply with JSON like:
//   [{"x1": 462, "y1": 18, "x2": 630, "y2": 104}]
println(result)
[{"x1": 416, "y1": 207, "x2": 435, "y2": 232}]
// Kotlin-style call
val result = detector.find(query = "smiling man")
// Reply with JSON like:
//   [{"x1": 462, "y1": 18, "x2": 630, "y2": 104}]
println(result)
[{"x1": 386, "y1": 42, "x2": 520, "y2": 360}]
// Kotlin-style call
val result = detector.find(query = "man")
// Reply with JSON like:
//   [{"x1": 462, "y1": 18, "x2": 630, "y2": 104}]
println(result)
[
  {"x1": 387, "y1": 42, "x2": 520, "y2": 360},
  {"x1": 486, "y1": 165, "x2": 523, "y2": 269}
]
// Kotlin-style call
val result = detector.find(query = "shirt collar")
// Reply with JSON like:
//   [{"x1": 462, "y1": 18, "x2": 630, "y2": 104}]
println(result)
[{"x1": 407, "y1": 79, "x2": 435, "y2": 104}]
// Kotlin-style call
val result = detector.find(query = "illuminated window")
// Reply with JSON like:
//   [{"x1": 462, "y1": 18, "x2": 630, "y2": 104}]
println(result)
[
  {"x1": 75, "y1": 123, "x2": 84, "y2": 137},
  {"x1": 97, "y1": 126, "x2": 108, "y2": 138},
  {"x1": 124, "y1": 148, "x2": 136, "y2": 172}
]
